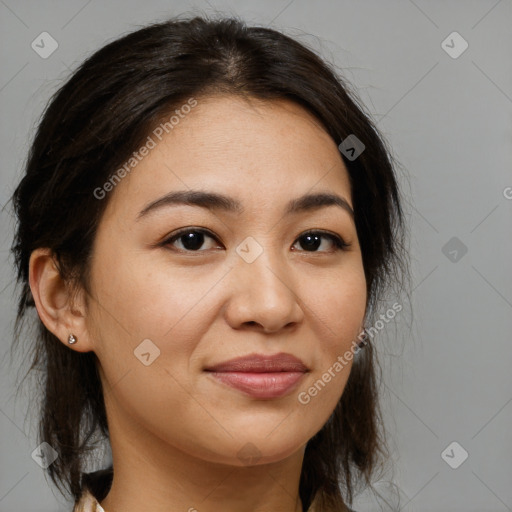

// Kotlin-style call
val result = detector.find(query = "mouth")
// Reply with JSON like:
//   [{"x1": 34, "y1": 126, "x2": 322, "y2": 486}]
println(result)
[{"x1": 204, "y1": 352, "x2": 309, "y2": 399}]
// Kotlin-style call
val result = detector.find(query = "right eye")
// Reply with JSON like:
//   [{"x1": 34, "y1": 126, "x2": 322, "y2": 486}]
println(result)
[{"x1": 161, "y1": 228, "x2": 223, "y2": 252}]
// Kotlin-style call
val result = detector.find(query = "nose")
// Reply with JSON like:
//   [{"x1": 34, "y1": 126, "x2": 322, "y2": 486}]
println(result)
[{"x1": 223, "y1": 245, "x2": 304, "y2": 334}]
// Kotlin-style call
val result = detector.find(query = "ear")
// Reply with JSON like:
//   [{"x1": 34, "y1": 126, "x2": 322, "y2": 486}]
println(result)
[{"x1": 29, "y1": 248, "x2": 94, "y2": 353}]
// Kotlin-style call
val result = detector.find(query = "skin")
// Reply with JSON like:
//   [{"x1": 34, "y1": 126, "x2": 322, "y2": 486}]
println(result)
[{"x1": 29, "y1": 95, "x2": 367, "y2": 512}]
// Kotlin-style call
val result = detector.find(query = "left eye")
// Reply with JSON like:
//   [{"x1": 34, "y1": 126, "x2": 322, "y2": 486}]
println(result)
[
  {"x1": 292, "y1": 231, "x2": 349, "y2": 252},
  {"x1": 162, "y1": 228, "x2": 349, "y2": 253}
]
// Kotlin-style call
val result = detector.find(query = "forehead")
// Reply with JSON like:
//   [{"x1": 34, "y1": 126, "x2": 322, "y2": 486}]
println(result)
[
  {"x1": 103, "y1": 95, "x2": 352, "y2": 219},
  {"x1": 161, "y1": 94, "x2": 339, "y2": 171}
]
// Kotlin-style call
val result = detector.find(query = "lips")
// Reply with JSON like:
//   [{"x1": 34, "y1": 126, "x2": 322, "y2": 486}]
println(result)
[
  {"x1": 204, "y1": 353, "x2": 309, "y2": 373},
  {"x1": 204, "y1": 353, "x2": 309, "y2": 399}
]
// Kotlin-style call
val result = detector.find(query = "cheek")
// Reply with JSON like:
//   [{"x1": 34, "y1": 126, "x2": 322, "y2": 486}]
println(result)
[
  {"x1": 307, "y1": 262, "x2": 367, "y2": 347},
  {"x1": 90, "y1": 239, "x2": 217, "y2": 341},
  {"x1": 89, "y1": 250, "x2": 232, "y2": 458},
  {"x1": 294, "y1": 264, "x2": 366, "y2": 418},
  {"x1": 87, "y1": 246, "x2": 230, "y2": 417}
]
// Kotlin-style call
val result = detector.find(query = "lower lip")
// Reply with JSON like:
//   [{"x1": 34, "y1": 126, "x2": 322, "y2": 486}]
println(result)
[{"x1": 206, "y1": 371, "x2": 306, "y2": 399}]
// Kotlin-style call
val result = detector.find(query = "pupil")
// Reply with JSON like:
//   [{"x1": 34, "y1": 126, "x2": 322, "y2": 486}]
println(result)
[
  {"x1": 302, "y1": 234, "x2": 320, "y2": 251},
  {"x1": 182, "y1": 232, "x2": 204, "y2": 251}
]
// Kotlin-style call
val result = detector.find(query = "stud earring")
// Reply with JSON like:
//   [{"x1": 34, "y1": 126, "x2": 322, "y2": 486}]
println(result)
[{"x1": 68, "y1": 334, "x2": 77, "y2": 344}]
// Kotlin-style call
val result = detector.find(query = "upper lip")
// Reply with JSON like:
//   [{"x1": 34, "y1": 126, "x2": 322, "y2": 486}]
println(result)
[{"x1": 204, "y1": 352, "x2": 309, "y2": 373}]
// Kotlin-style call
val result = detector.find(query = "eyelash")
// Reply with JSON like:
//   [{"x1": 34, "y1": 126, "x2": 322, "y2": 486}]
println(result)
[{"x1": 160, "y1": 227, "x2": 351, "y2": 253}]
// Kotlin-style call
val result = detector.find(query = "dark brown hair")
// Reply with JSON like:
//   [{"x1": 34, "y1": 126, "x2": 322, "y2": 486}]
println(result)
[{"x1": 10, "y1": 14, "x2": 409, "y2": 512}]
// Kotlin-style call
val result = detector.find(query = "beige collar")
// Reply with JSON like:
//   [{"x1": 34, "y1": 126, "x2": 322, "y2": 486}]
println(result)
[{"x1": 73, "y1": 488, "x2": 106, "y2": 512}]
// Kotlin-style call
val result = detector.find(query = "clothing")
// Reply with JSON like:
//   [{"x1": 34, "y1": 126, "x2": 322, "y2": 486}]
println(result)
[
  {"x1": 73, "y1": 488, "x2": 105, "y2": 512},
  {"x1": 73, "y1": 468, "x2": 112, "y2": 512}
]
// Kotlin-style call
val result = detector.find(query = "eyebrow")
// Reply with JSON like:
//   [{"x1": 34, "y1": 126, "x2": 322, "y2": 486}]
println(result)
[{"x1": 137, "y1": 189, "x2": 354, "y2": 220}]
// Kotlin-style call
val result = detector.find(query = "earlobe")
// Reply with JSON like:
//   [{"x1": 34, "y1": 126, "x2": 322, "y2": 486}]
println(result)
[{"x1": 28, "y1": 248, "x2": 93, "y2": 352}]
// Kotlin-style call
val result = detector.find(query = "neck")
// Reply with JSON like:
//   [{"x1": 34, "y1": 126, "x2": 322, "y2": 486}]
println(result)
[{"x1": 99, "y1": 407, "x2": 305, "y2": 512}]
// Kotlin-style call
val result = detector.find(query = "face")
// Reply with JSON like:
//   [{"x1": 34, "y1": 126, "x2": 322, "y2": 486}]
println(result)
[{"x1": 85, "y1": 95, "x2": 367, "y2": 466}]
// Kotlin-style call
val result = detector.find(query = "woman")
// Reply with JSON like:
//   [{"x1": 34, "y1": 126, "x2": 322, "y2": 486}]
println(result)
[{"x1": 11, "y1": 14, "x2": 408, "y2": 512}]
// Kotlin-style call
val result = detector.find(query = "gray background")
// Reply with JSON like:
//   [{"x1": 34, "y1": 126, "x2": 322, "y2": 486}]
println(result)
[{"x1": 1, "y1": 1, "x2": 511, "y2": 511}]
